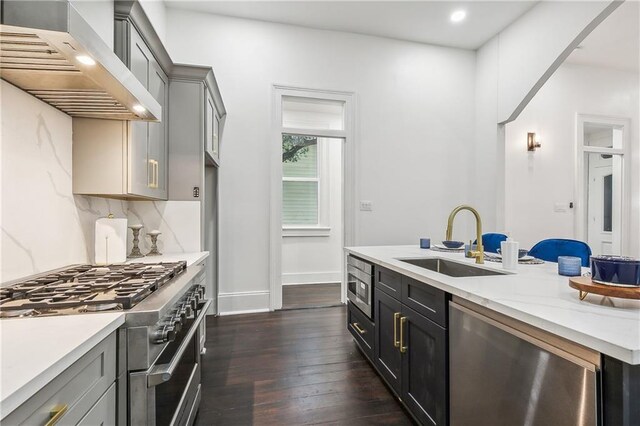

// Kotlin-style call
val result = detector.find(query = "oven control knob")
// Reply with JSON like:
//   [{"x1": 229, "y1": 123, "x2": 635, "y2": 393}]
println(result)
[
  {"x1": 174, "y1": 306, "x2": 187, "y2": 321},
  {"x1": 184, "y1": 304, "x2": 193, "y2": 317},
  {"x1": 160, "y1": 316, "x2": 182, "y2": 332},
  {"x1": 152, "y1": 325, "x2": 176, "y2": 344},
  {"x1": 196, "y1": 286, "x2": 205, "y2": 298},
  {"x1": 170, "y1": 315, "x2": 183, "y2": 331},
  {"x1": 178, "y1": 304, "x2": 191, "y2": 319},
  {"x1": 175, "y1": 312, "x2": 186, "y2": 325},
  {"x1": 187, "y1": 296, "x2": 198, "y2": 310}
]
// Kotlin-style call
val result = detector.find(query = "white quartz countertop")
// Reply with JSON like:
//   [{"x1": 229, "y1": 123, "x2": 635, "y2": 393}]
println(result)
[
  {"x1": 0, "y1": 313, "x2": 125, "y2": 419},
  {"x1": 346, "y1": 245, "x2": 640, "y2": 365},
  {"x1": 125, "y1": 251, "x2": 209, "y2": 267}
]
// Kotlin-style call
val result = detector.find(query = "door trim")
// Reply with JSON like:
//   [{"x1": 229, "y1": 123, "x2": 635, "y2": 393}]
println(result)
[
  {"x1": 269, "y1": 85, "x2": 356, "y2": 310},
  {"x1": 574, "y1": 113, "x2": 630, "y2": 255}
]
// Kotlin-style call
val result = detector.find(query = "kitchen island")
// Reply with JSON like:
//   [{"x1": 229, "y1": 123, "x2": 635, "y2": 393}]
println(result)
[{"x1": 345, "y1": 245, "x2": 640, "y2": 426}]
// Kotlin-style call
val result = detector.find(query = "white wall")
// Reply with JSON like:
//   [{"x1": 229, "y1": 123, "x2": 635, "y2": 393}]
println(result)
[
  {"x1": 139, "y1": 0, "x2": 168, "y2": 45},
  {"x1": 0, "y1": 81, "x2": 126, "y2": 283},
  {"x1": 504, "y1": 63, "x2": 640, "y2": 256},
  {"x1": 472, "y1": 37, "x2": 502, "y2": 233},
  {"x1": 495, "y1": 1, "x2": 620, "y2": 124},
  {"x1": 165, "y1": 10, "x2": 477, "y2": 312},
  {"x1": 473, "y1": 0, "x2": 621, "y2": 232}
]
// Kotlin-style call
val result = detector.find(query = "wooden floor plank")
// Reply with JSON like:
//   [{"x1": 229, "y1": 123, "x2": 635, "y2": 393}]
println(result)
[
  {"x1": 282, "y1": 283, "x2": 342, "y2": 309},
  {"x1": 196, "y1": 306, "x2": 413, "y2": 425}
]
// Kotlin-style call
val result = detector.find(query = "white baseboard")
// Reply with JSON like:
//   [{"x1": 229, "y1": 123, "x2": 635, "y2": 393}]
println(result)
[
  {"x1": 218, "y1": 290, "x2": 270, "y2": 315},
  {"x1": 218, "y1": 308, "x2": 270, "y2": 316},
  {"x1": 282, "y1": 271, "x2": 341, "y2": 285}
]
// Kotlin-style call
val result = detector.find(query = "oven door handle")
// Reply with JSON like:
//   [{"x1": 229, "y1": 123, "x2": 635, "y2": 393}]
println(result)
[{"x1": 147, "y1": 298, "x2": 212, "y2": 387}]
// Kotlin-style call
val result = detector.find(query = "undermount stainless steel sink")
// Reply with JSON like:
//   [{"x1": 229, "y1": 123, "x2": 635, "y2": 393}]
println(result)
[{"x1": 398, "y1": 258, "x2": 508, "y2": 277}]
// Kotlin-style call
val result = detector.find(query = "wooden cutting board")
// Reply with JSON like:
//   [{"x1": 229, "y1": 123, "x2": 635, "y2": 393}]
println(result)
[{"x1": 569, "y1": 276, "x2": 640, "y2": 300}]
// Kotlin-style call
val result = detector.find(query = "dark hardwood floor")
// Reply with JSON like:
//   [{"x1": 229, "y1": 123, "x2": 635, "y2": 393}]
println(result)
[
  {"x1": 196, "y1": 306, "x2": 413, "y2": 425},
  {"x1": 282, "y1": 283, "x2": 342, "y2": 310}
]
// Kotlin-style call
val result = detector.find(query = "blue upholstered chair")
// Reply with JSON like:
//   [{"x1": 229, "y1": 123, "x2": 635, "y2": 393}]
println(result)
[
  {"x1": 528, "y1": 238, "x2": 592, "y2": 267},
  {"x1": 473, "y1": 233, "x2": 508, "y2": 254}
]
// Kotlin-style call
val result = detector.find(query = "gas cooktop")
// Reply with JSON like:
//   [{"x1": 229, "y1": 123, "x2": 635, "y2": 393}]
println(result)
[{"x1": 0, "y1": 262, "x2": 187, "y2": 318}]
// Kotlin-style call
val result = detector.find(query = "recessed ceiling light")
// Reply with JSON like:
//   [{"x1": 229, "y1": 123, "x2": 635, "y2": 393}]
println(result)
[
  {"x1": 450, "y1": 10, "x2": 467, "y2": 23},
  {"x1": 132, "y1": 105, "x2": 146, "y2": 113},
  {"x1": 76, "y1": 55, "x2": 96, "y2": 66}
]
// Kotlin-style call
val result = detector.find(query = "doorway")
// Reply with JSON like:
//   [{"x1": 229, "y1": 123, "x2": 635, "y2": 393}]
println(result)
[
  {"x1": 270, "y1": 87, "x2": 355, "y2": 311},
  {"x1": 576, "y1": 115, "x2": 630, "y2": 256}
]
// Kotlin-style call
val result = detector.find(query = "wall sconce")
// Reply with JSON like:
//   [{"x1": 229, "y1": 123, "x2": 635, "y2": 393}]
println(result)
[{"x1": 527, "y1": 132, "x2": 541, "y2": 151}]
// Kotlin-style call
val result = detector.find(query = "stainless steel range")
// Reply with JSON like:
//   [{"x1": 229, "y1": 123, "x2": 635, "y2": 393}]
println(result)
[{"x1": 0, "y1": 260, "x2": 210, "y2": 426}]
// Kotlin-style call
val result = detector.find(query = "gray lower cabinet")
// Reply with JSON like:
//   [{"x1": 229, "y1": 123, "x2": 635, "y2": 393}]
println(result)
[
  {"x1": 4, "y1": 332, "x2": 118, "y2": 425},
  {"x1": 354, "y1": 267, "x2": 448, "y2": 426},
  {"x1": 77, "y1": 383, "x2": 117, "y2": 425}
]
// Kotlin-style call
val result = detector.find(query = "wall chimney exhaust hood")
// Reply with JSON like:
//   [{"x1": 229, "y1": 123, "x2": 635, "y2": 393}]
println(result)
[{"x1": 0, "y1": 0, "x2": 161, "y2": 121}]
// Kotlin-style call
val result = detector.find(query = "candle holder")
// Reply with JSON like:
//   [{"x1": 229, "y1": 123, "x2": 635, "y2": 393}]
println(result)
[
  {"x1": 146, "y1": 230, "x2": 162, "y2": 256},
  {"x1": 128, "y1": 224, "x2": 144, "y2": 258}
]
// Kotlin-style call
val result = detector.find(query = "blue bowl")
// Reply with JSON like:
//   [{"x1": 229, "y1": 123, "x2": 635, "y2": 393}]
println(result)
[
  {"x1": 591, "y1": 256, "x2": 640, "y2": 286},
  {"x1": 442, "y1": 240, "x2": 464, "y2": 249},
  {"x1": 558, "y1": 256, "x2": 582, "y2": 277}
]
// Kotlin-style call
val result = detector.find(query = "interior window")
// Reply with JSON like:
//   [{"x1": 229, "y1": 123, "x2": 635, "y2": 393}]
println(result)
[{"x1": 282, "y1": 135, "x2": 319, "y2": 225}]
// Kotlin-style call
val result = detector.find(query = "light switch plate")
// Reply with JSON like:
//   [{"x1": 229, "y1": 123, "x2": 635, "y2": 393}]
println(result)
[
  {"x1": 554, "y1": 202, "x2": 568, "y2": 213},
  {"x1": 360, "y1": 200, "x2": 373, "y2": 211}
]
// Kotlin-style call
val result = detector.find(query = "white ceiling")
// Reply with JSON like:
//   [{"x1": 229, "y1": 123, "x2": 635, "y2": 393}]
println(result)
[
  {"x1": 566, "y1": 1, "x2": 639, "y2": 73},
  {"x1": 165, "y1": 1, "x2": 538, "y2": 50}
]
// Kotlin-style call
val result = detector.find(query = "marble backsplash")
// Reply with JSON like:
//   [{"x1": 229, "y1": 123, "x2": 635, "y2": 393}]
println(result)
[
  {"x1": 127, "y1": 201, "x2": 201, "y2": 256},
  {"x1": 1, "y1": 81, "x2": 200, "y2": 283}
]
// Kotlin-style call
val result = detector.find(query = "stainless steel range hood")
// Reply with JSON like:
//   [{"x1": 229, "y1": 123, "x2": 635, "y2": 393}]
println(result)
[{"x1": 0, "y1": 0, "x2": 161, "y2": 121}]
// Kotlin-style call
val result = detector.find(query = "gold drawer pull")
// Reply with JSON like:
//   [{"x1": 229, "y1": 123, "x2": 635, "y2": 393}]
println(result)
[
  {"x1": 400, "y1": 316, "x2": 408, "y2": 353},
  {"x1": 45, "y1": 404, "x2": 68, "y2": 426},
  {"x1": 393, "y1": 312, "x2": 401, "y2": 347},
  {"x1": 352, "y1": 322, "x2": 366, "y2": 335}
]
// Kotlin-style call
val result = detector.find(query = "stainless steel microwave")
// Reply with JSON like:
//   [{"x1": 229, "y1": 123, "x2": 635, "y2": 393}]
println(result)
[{"x1": 347, "y1": 255, "x2": 374, "y2": 319}]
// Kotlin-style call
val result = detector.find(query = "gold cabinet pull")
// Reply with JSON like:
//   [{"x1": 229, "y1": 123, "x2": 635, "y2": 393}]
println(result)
[
  {"x1": 149, "y1": 160, "x2": 159, "y2": 189},
  {"x1": 352, "y1": 322, "x2": 366, "y2": 335},
  {"x1": 393, "y1": 312, "x2": 401, "y2": 348},
  {"x1": 45, "y1": 404, "x2": 68, "y2": 426},
  {"x1": 155, "y1": 160, "x2": 159, "y2": 188},
  {"x1": 399, "y1": 316, "x2": 408, "y2": 353},
  {"x1": 153, "y1": 160, "x2": 158, "y2": 188}
]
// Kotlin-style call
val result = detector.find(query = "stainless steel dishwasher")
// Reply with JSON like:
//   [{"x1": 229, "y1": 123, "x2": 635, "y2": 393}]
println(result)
[{"x1": 450, "y1": 300, "x2": 599, "y2": 426}]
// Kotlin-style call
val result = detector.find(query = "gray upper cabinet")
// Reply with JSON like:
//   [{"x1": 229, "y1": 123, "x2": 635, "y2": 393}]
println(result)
[
  {"x1": 168, "y1": 64, "x2": 226, "y2": 200},
  {"x1": 116, "y1": 11, "x2": 169, "y2": 200},
  {"x1": 73, "y1": 2, "x2": 169, "y2": 200},
  {"x1": 205, "y1": 88, "x2": 221, "y2": 166}
]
